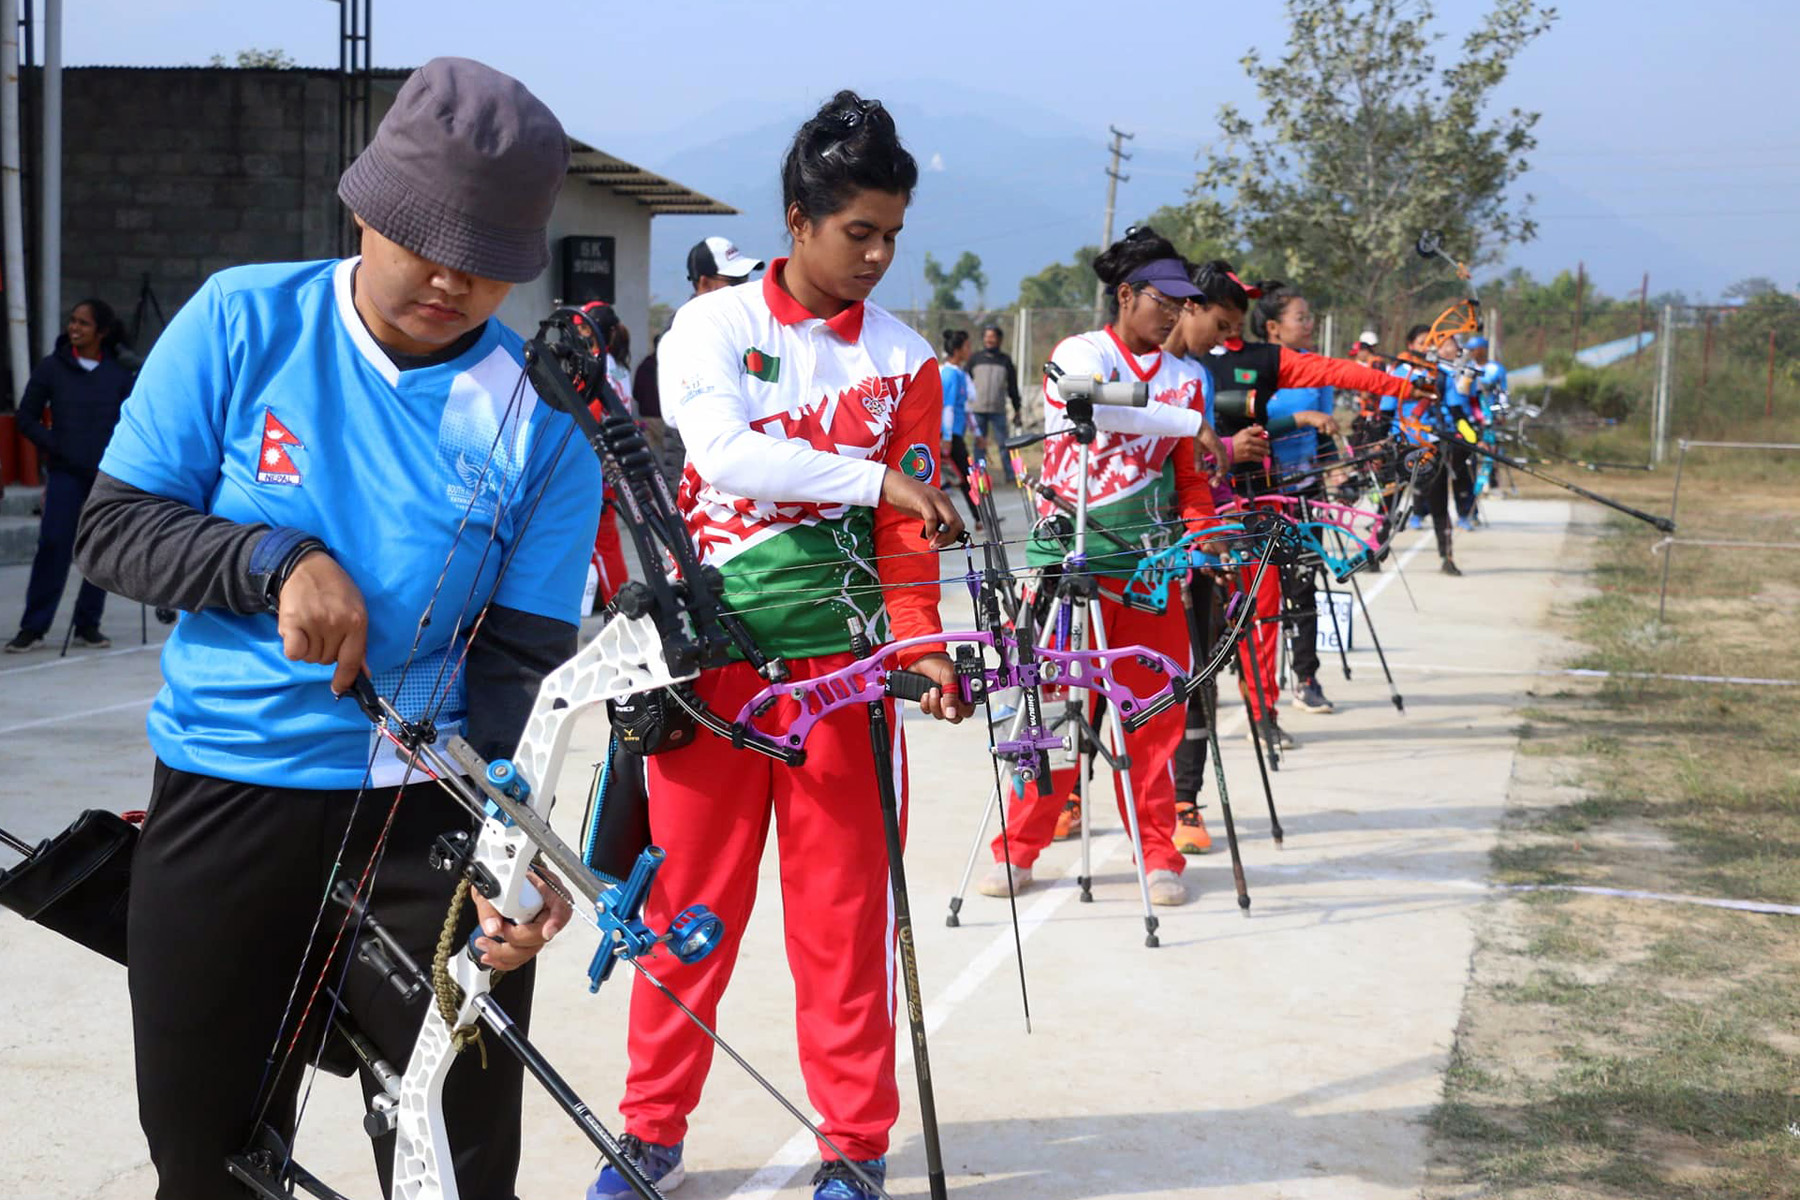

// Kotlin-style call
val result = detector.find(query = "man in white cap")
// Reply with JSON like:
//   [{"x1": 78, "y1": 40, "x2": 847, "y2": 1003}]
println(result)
[
  {"x1": 685, "y1": 235, "x2": 763, "y2": 296},
  {"x1": 647, "y1": 237, "x2": 766, "y2": 486}
]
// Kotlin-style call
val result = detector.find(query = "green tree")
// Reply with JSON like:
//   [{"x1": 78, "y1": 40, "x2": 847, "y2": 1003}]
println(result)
[
  {"x1": 923, "y1": 251, "x2": 987, "y2": 311},
  {"x1": 1723, "y1": 276, "x2": 1782, "y2": 300},
  {"x1": 1016, "y1": 246, "x2": 1097, "y2": 309},
  {"x1": 209, "y1": 48, "x2": 298, "y2": 68},
  {"x1": 1135, "y1": 204, "x2": 1270, "y2": 277},
  {"x1": 1182, "y1": 0, "x2": 1556, "y2": 323},
  {"x1": 1720, "y1": 290, "x2": 1800, "y2": 363},
  {"x1": 1485, "y1": 267, "x2": 1613, "y2": 319}
]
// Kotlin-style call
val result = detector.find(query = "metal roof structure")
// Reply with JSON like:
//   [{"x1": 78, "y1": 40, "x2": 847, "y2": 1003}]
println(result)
[{"x1": 568, "y1": 139, "x2": 736, "y2": 217}]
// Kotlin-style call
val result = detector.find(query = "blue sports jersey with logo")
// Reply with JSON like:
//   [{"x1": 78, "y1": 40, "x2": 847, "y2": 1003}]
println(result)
[{"x1": 100, "y1": 259, "x2": 602, "y2": 788}]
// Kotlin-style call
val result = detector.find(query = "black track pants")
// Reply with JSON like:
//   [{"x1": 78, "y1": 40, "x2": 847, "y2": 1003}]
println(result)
[{"x1": 129, "y1": 761, "x2": 535, "y2": 1200}]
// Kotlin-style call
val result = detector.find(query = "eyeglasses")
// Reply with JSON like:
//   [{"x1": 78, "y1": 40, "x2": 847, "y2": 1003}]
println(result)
[{"x1": 1133, "y1": 285, "x2": 1187, "y2": 319}]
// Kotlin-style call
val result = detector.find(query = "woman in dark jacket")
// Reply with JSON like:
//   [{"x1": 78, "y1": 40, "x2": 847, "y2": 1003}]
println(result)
[{"x1": 6, "y1": 298, "x2": 133, "y2": 651}]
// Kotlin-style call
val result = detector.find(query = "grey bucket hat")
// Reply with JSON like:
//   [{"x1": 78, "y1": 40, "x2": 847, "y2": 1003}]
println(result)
[{"x1": 338, "y1": 57, "x2": 569, "y2": 283}]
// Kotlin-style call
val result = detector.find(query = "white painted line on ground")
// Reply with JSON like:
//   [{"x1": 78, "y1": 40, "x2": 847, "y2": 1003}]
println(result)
[
  {"x1": 0, "y1": 643, "x2": 160, "y2": 676},
  {"x1": 1251, "y1": 862, "x2": 1800, "y2": 917},
  {"x1": 0, "y1": 697, "x2": 153, "y2": 736},
  {"x1": 1393, "y1": 662, "x2": 1799, "y2": 688},
  {"x1": 1359, "y1": 533, "x2": 1432, "y2": 606}
]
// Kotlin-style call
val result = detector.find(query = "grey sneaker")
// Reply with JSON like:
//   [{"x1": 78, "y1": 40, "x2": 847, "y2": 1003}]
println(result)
[{"x1": 1294, "y1": 677, "x2": 1335, "y2": 714}]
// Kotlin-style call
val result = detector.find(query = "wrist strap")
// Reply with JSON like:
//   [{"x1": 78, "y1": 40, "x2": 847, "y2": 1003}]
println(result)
[{"x1": 250, "y1": 526, "x2": 327, "y2": 613}]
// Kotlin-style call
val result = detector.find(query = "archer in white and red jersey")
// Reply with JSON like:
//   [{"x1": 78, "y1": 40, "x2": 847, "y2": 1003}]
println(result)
[
  {"x1": 989, "y1": 229, "x2": 1217, "y2": 910},
  {"x1": 601, "y1": 92, "x2": 964, "y2": 1200}
]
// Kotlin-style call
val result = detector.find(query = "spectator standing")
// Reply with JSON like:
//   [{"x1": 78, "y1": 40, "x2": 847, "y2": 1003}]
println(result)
[
  {"x1": 653, "y1": 237, "x2": 765, "y2": 490},
  {"x1": 7, "y1": 299, "x2": 134, "y2": 651},
  {"x1": 685, "y1": 235, "x2": 763, "y2": 295},
  {"x1": 939, "y1": 328, "x2": 979, "y2": 528},
  {"x1": 964, "y1": 322, "x2": 1022, "y2": 481}
]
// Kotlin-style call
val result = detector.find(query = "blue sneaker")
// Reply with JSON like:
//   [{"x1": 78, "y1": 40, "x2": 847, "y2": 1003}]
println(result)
[
  {"x1": 1409, "y1": 512, "x2": 1424, "y2": 531},
  {"x1": 812, "y1": 1156, "x2": 887, "y2": 1200},
  {"x1": 588, "y1": 1135, "x2": 685, "y2": 1198}
]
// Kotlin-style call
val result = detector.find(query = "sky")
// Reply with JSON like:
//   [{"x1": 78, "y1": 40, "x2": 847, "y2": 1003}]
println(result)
[{"x1": 63, "y1": 0, "x2": 1800, "y2": 305}]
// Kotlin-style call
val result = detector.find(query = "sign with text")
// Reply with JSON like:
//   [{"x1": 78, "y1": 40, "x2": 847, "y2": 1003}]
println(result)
[
  {"x1": 560, "y1": 236, "x2": 616, "y2": 306},
  {"x1": 1315, "y1": 590, "x2": 1355, "y2": 653}
]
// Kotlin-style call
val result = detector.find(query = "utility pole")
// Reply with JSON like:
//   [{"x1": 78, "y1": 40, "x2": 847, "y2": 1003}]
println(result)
[
  {"x1": 1092, "y1": 125, "x2": 1133, "y2": 326},
  {"x1": 36, "y1": 0, "x2": 59, "y2": 360}
]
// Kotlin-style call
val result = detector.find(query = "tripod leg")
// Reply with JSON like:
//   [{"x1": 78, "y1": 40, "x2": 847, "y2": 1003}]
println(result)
[
  {"x1": 1203, "y1": 683, "x2": 1250, "y2": 912},
  {"x1": 1090, "y1": 599, "x2": 1160, "y2": 949},
  {"x1": 1241, "y1": 612, "x2": 1281, "y2": 774},
  {"x1": 1238, "y1": 627, "x2": 1286, "y2": 841},
  {"x1": 1065, "y1": 595, "x2": 1096, "y2": 904},
  {"x1": 1237, "y1": 632, "x2": 1282, "y2": 848},
  {"x1": 1075, "y1": 692, "x2": 1094, "y2": 903},
  {"x1": 1349, "y1": 570, "x2": 1404, "y2": 713},
  {"x1": 947, "y1": 780, "x2": 1000, "y2": 928},
  {"x1": 947, "y1": 693, "x2": 1034, "y2": 927}
]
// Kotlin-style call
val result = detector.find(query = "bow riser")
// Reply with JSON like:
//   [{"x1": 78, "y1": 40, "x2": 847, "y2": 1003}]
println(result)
[
  {"x1": 729, "y1": 629, "x2": 1190, "y2": 763},
  {"x1": 390, "y1": 609, "x2": 692, "y2": 1200}
]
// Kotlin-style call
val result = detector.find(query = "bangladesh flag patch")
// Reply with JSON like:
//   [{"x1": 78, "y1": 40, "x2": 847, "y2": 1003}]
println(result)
[
  {"x1": 1233, "y1": 368, "x2": 1258, "y2": 384},
  {"x1": 743, "y1": 347, "x2": 781, "y2": 382},
  {"x1": 899, "y1": 443, "x2": 935, "y2": 481}
]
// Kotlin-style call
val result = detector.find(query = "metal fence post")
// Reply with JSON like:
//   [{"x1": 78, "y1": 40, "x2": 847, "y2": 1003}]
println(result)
[
  {"x1": 1656, "y1": 439, "x2": 1689, "y2": 623},
  {"x1": 1652, "y1": 305, "x2": 1675, "y2": 465}
]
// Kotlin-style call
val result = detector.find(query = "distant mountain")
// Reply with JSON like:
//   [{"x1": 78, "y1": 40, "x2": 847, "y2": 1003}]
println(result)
[
  {"x1": 621, "y1": 95, "x2": 1733, "y2": 316},
  {"x1": 1498, "y1": 171, "x2": 1725, "y2": 301},
  {"x1": 627, "y1": 98, "x2": 1200, "y2": 311}
]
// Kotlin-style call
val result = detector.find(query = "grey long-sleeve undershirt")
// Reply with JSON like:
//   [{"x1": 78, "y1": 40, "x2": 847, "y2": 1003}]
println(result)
[{"x1": 73, "y1": 473, "x2": 577, "y2": 759}]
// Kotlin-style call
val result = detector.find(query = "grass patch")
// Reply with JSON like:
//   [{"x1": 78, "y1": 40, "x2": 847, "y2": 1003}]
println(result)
[{"x1": 1427, "y1": 451, "x2": 1800, "y2": 1199}]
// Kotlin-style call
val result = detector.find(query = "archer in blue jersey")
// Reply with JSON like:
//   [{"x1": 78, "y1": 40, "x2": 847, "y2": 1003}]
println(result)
[{"x1": 63, "y1": 58, "x2": 595, "y2": 1200}]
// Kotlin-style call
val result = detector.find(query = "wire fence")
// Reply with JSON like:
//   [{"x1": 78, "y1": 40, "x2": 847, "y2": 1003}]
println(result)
[{"x1": 891, "y1": 296, "x2": 1800, "y2": 460}]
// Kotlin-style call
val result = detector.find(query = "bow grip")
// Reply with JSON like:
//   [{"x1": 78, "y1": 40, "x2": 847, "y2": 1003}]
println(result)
[{"x1": 885, "y1": 669, "x2": 939, "y2": 703}]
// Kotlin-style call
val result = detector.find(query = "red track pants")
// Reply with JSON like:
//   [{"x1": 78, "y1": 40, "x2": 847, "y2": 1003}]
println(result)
[
  {"x1": 990, "y1": 594, "x2": 1189, "y2": 875},
  {"x1": 622, "y1": 652, "x2": 906, "y2": 1162},
  {"x1": 1240, "y1": 562, "x2": 1283, "y2": 718}
]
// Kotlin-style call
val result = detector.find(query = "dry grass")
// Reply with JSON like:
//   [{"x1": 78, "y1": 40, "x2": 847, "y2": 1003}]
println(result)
[{"x1": 1426, "y1": 445, "x2": 1800, "y2": 1199}]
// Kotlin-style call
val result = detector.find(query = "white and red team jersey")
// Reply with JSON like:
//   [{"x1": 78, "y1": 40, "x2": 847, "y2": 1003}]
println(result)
[
  {"x1": 659, "y1": 260, "x2": 944, "y2": 661},
  {"x1": 1038, "y1": 325, "x2": 1209, "y2": 515}
]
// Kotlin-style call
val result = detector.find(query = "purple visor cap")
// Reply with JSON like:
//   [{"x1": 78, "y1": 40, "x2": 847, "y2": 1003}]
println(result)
[{"x1": 1124, "y1": 257, "x2": 1203, "y2": 299}]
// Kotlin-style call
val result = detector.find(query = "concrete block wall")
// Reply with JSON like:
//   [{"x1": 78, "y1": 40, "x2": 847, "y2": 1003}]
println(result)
[{"x1": 57, "y1": 68, "x2": 388, "y2": 344}]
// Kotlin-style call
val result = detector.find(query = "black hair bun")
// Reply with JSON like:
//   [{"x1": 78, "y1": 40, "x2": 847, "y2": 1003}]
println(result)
[
  {"x1": 1092, "y1": 224, "x2": 1181, "y2": 289},
  {"x1": 782, "y1": 90, "x2": 918, "y2": 223}
]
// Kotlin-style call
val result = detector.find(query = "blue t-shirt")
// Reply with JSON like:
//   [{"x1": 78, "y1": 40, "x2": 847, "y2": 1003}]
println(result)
[
  {"x1": 1382, "y1": 359, "x2": 1467, "y2": 442},
  {"x1": 101, "y1": 259, "x2": 602, "y2": 788},
  {"x1": 941, "y1": 362, "x2": 970, "y2": 438},
  {"x1": 1265, "y1": 351, "x2": 1332, "y2": 473}
]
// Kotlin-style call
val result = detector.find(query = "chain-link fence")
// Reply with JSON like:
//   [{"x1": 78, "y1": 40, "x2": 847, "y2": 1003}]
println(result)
[{"x1": 891, "y1": 296, "x2": 1800, "y2": 465}]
